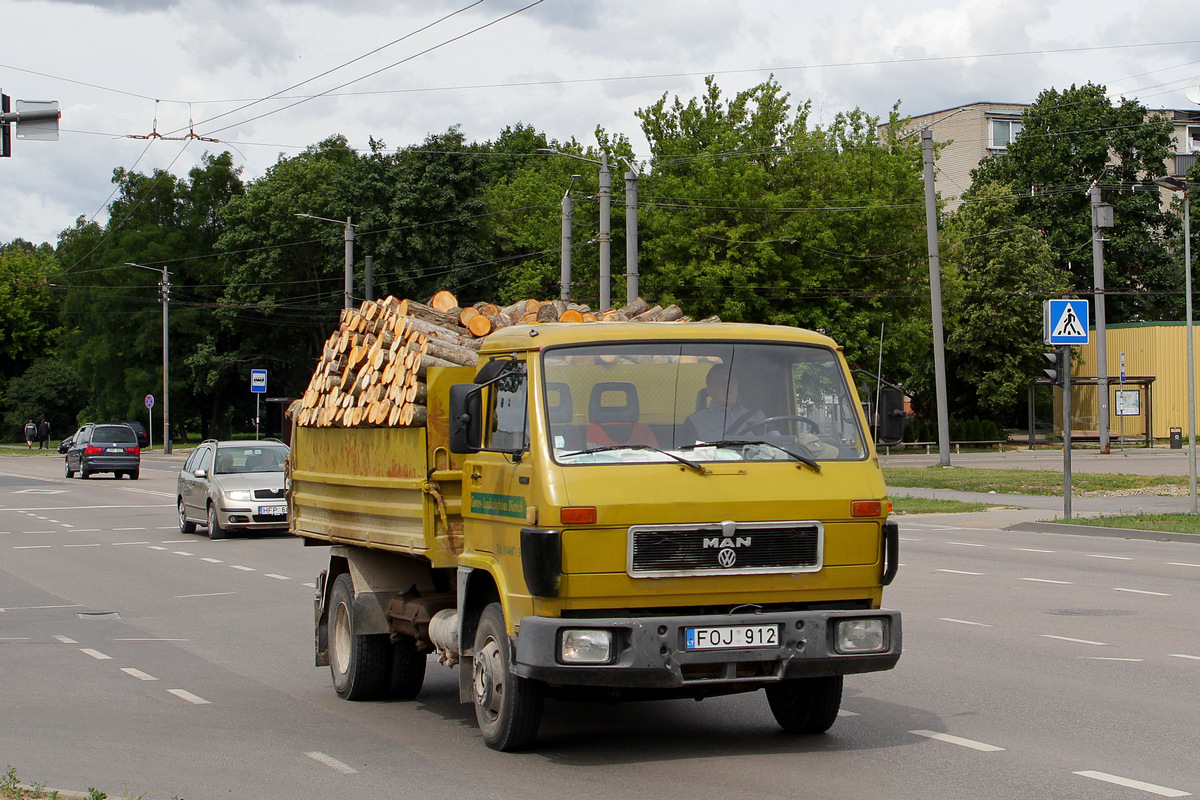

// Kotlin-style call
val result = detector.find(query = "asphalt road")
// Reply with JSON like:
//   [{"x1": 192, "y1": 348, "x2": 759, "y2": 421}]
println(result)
[{"x1": 1, "y1": 451, "x2": 1197, "y2": 799}]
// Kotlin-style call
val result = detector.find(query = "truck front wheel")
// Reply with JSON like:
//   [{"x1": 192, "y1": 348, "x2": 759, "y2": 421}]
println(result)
[
  {"x1": 329, "y1": 573, "x2": 391, "y2": 700},
  {"x1": 472, "y1": 602, "x2": 543, "y2": 751},
  {"x1": 765, "y1": 675, "x2": 843, "y2": 734}
]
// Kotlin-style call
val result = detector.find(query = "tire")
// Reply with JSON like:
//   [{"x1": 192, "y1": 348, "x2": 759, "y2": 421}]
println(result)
[
  {"x1": 328, "y1": 573, "x2": 391, "y2": 701},
  {"x1": 178, "y1": 499, "x2": 196, "y2": 534},
  {"x1": 80, "y1": 469, "x2": 91, "y2": 479},
  {"x1": 207, "y1": 503, "x2": 228, "y2": 540},
  {"x1": 388, "y1": 637, "x2": 427, "y2": 700},
  {"x1": 129, "y1": 469, "x2": 140, "y2": 480},
  {"x1": 64, "y1": 460, "x2": 74, "y2": 479},
  {"x1": 472, "y1": 602, "x2": 543, "y2": 751},
  {"x1": 765, "y1": 675, "x2": 844, "y2": 734}
]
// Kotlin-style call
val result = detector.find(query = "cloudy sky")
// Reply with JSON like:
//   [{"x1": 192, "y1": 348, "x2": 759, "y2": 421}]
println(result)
[{"x1": 3, "y1": 0, "x2": 1200, "y2": 245}]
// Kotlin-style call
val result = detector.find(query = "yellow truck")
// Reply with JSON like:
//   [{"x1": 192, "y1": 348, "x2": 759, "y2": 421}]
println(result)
[{"x1": 290, "y1": 321, "x2": 904, "y2": 750}]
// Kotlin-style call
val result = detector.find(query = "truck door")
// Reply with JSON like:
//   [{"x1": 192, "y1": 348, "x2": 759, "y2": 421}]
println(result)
[{"x1": 463, "y1": 359, "x2": 534, "y2": 570}]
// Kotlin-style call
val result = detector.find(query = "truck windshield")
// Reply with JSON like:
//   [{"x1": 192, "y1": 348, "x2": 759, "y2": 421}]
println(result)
[{"x1": 542, "y1": 341, "x2": 867, "y2": 465}]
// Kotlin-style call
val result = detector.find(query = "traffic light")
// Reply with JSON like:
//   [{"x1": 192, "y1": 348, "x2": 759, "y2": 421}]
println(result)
[{"x1": 1042, "y1": 349, "x2": 1065, "y2": 386}]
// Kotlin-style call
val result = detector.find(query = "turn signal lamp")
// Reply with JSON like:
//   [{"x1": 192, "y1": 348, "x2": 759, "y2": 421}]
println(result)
[
  {"x1": 850, "y1": 500, "x2": 883, "y2": 517},
  {"x1": 561, "y1": 506, "x2": 596, "y2": 525}
]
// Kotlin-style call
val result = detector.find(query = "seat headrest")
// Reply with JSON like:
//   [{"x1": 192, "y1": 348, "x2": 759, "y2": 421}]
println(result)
[
  {"x1": 545, "y1": 382, "x2": 574, "y2": 423},
  {"x1": 590, "y1": 381, "x2": 640, "y2": 424}
]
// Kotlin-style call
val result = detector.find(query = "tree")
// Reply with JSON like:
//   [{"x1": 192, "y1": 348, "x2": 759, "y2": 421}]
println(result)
[
  {"x1": 938, "y1": 183, "x2": 1068, "y2": 422},
  {"x1": 972, "y1": 83, "x2": 1178, "y2": 322},
  {"x1": 0, "y1": 242, "x2": 61, "y2": 387},
  {"x1": 3, "y1": 358, "x2": 88, "y2": 441}
]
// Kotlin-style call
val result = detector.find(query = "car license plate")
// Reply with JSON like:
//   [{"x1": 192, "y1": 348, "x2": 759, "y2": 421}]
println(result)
[
  {"x1": 685, "y1": 624, "x2": 780, "y2": 651},
  {"x1": 258, "y1": 505, "x2": 286, "y2": 516},
  {"x1": 105, "y1": 447, "x2": 124, "y2": 453}
]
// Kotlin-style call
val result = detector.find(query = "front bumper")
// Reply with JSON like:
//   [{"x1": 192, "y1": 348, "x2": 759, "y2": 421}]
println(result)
[
  {"x1": 513, "y1": 608, "x2": 901, "y2": 689},
  {"x1": 215, "y1": 503, "x2": 289, "y2": 530}
]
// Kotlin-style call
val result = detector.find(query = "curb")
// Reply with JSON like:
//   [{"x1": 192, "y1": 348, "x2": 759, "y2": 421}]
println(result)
[{"x1": 1006, "y1": 521, "x2": 1200, "y2": 544}]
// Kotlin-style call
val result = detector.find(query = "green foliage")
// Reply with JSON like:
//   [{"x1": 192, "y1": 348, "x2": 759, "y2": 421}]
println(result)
[
  {"x1": 0, "y1": 242, "x2": 61, "y2": 386},
  {"x1": 3, "y1": 358, "x2": 88, "y2": 441},
  {"x1": 971, "y1": 83, "x2": 1178, "y2": 322}
]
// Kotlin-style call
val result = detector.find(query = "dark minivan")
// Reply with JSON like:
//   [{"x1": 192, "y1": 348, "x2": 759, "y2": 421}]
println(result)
[{"x1": 65, "y1": 423, "x2": 141, "y2": 479}]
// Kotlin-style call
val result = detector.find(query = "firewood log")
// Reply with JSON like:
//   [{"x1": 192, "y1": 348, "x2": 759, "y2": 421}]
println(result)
[{"x1": 429, "y1": 290, "x2": 458, "y2": 313}]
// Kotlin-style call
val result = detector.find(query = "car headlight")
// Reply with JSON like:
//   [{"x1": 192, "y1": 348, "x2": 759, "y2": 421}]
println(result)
[
  {"x1": 224, "y1": 490, "x2": 252, "y2": 502},
  {"x1": 834, "y1": 618, "x2": 888, "y2": 654},
  {"x1": 560, "y1": 629, "x2": 614, "y2": 664}
]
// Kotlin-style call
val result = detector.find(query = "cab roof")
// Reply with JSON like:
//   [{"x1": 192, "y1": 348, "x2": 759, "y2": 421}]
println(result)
[{"x1": 477, "y1": 321, "x2": 839, "y2": 354}]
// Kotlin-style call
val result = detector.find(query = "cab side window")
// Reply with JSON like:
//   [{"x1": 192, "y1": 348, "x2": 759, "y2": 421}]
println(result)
[{"x1": 487, "y1": 362, "x2": 528, "y2": 451}]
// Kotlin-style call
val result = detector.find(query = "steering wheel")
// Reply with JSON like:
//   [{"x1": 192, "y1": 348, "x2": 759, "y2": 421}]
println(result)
[{"x1": 730, "y1": 414, "x2": 820, "y2": 436}]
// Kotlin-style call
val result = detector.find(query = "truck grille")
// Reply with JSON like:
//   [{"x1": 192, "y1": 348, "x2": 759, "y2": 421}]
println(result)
[{"x1": 628, "y1": 521, "x2": 823, "y2": 577}]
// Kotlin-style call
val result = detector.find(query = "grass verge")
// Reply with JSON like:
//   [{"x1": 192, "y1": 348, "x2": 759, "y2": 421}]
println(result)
[
  {"x1": 883, "y1": 466, "x2": 1182, "y2": 495},
  {"x1": 1058, "y1": 513, "x2": 1200, "y2": 535},
  {"x1": 891, "y1": 496, "x2": 995, "y2": 515}
]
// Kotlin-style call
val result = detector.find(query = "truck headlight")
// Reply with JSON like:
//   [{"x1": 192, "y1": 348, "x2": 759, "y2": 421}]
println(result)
[
  {"x1": 834, "y1": 618, "x2": 888, "y2": 654},
  {"x1": 560, "y1": 629, "x2": 613, "y2": 664}
]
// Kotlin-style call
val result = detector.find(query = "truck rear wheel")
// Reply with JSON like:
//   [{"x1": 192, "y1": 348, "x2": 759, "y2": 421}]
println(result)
[
  {"x1": 388, "y1": 637, "x2": 427, "y2": 699},
  {"x1": 765, "y1": 675, "x2": 843, "y2": 734},
  {"x1": 472, "y1": 602, "x2": 543, "y2": 751},
  {"x1": 329, "y1": 573, "x2": 391, "y2": 701}
]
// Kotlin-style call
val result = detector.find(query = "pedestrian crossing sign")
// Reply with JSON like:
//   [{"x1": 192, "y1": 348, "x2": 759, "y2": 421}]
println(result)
[{"x1": 1044, "y1": 299, "x2": 1090, "y2": 345}]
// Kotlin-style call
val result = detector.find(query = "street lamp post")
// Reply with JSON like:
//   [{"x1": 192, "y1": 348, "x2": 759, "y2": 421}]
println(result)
[
  {"x1": 126, "y1": 262, "x2": 171, "y2": 455},
  {"x1": 296, "y1": 213, "x2": 355, "y2": 309},
  {"x1": 1155, "y1": 175, "x2": 1197, "y2": 513}
]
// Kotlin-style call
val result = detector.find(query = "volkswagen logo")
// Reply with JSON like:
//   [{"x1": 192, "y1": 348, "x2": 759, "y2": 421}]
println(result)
[{"x1": 717, "y1": 547, "x2": 737, "y2": 568}]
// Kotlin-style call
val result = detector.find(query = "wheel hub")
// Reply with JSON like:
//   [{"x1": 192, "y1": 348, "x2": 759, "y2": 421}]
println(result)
[{"x1": 473, "y1": 638, "x2": 503, "y2": 716}]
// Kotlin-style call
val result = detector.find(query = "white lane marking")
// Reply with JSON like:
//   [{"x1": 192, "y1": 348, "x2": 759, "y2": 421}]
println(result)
[
  {"x1": 113, "y1": 527, "x2": 145, "y2": 531},
  {"x1": 936, "y1": 569, "x2": 983, "y2": 575},
  {"x1": 201, "y1": 558, "x2": 223, "y2": 563},
  {"x1": 0, "y1": 637, "x2": 30, "y2": 640},
  {"x1": 80, "y1": 648, "x2": 112, "y2": 660},
  {"x1": 61, "y1": 524, "x2": 74, "y2": 529},
  {"x1": 1073, "y1": 771, "x2": 1191, "y2": 797},
  {"x1": 1169, "y1": 653, "x2": 1200, "y2": 661},
  {"x1": 1081, "y1": 657, "x2": 1144, "y2": 662},
  {"x1": 910, "y1": 730, "x2": 1005, "y2": 752},
  {"x1": 161, "y1": 539, "x2": 190, "y2": 543},
  {"x1": 13, "y1": 545, "x2": 51, "y2": 549},
  {"x1": 64, "y1": 543, "x2": 101, "y2": 548},
  {"x1": 1014, "y1": 547, "x2": 1055, "y2": 553},
  {"x1": 1042, "y1": 635, "x2": 1108, "y2": 646},
  {"x1": 265, "y1": 574, "x2": 291, "y2": 581},
  {"x1": 121, "y1": 668, "x2": 158, "y2": 681},
  {"x1": 1088, "y1": 554, "x2": 1133, "y2": 560},
  {"x1": 73, "y1": 529, "x2": 101, "y2": 533},
  {"x1": 231, "y1": 565, "x2": 256, "y2": 572},
  {"x1": 168, "y1": 689, "x2": 211, "y2": 705},
  {"x1": 176, "y1": 592, "x2": 235, "y2": 598},
  {"x1": 147, "y1": 546, "x2": 167, "y2": 551},
  {"x1": 303, "y1": 582, "x2": 316, "y2": 588},
  {"x1": 305, "y1": 752, "x2": 358, "y2": 775},
  {"x1": 939, "y1": 618, "x2": 994, "y2": 627},
  {"x1": 1114, "y1": 588, "x2": 1171, "y2": 597},
  {"x1": 1169, "y1": 562, "x2": 1200, "y2": 568},
  {"x1": 837, "y1": 709, "x2": 860, "y2": 717},
  {"x1": 172, "y1": 551, "x2": 194, "y2": 556},
  {"x1": 113, "y1": 541, "x2": 150, "y2": 546},
  {"x1": 947, "y1": 541, "x2": 985, "y2": 547},
  {"x1": 898, "y1": 536, "x2": 921, "y2": 541},
  {"x1": 24, "y1": 530, "x2": 54, "y2": 534},
  {"x1": 119, "y1": 487, "x2": 174, "y2": 498},
  {"x1": 115, "y1": 638, "x2": 188, "y2": 642},
  {"x1": 0, "y1": 604, "x2": 80, "y2": 613},
  {"x1": 157, "y1": 527, "x2": 179, "y2": 530},
  {"x1": 54, "y1": 635, "x2": 77, "y2": 644},
  {"x1": 1020, "y1": 578, "x2": 1073, "y2": 584}
]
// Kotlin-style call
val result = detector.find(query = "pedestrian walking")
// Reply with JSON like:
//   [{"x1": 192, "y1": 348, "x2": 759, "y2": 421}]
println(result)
[
  {"x1": 37, "y1": 419, "x2": 50, "y2": 450},
  {"x1": 24, "y1": 419, "x2": 36, "y2": 448}
]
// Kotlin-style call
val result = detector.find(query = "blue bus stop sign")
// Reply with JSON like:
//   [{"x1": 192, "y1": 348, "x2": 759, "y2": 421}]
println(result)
[{"x1": 250, "y1": 369, "x2": 268, "y2": 394}]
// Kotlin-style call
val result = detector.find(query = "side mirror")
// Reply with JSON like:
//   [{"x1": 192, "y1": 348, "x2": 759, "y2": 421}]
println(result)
[
  {"x1": 448, "y1": 383, "x2": 482, "y2": 454},
  {"x1": 194, "y1": 469, "x2": 208, "y2": 478},
  {"x1": 876, "y1": 385, "x2": 907, "y2": 446}
]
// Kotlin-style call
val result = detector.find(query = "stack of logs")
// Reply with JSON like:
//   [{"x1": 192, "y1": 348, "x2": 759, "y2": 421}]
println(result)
[{"x1": 293, "y1": 291, "x2": 712, "y2": 429}]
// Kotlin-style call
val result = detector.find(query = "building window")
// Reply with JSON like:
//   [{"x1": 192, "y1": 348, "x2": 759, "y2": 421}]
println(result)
[
  {"x1": 1187, "y1": 125, "x2": 1200, "y2": 154},
  {"x1": 989, "y1": 119, "x2": 1023, "y2": 149}
]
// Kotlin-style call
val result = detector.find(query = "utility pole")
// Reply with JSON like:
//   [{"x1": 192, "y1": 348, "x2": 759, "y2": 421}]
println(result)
[
  {"x1": 296, "y1": 213, "x2": 355, "y2": 308},
  {"x1": 364, "y1": 255, "x2": 373, "y2": 303},
  {"x1": 560, "y1": 175, "x2": 579, "y2": 300},
  {"x1": 624, "y1": 160, "x2": 640, "y2": 305},
  {"x1": 921, "y1": 130, "x2": 952, "y2": 467},
  {"x1": 598, "y1": 152, "x2": 612, "y2": 311},
  {"x1": 1090, "y1": 183, "x2": 1113, "y2": 453},
  {"x1": 127, "y1": 263, "x2": 171, "y2": 454}
]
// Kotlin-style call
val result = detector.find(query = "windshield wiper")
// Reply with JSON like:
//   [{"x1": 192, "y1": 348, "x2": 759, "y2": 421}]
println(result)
[
  {"x1": 682, "y1": 439, "x2": 822, "y2": 472},
  {"x1": 561, "y1": 444, "x2": 710, "y2": 475}
]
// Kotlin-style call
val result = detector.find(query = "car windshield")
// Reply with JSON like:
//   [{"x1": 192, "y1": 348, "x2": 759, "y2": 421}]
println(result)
[
  {"x1": 542, "y1": 341, "x2": 868, "y2": 465},
  {"x1": 214, "y1": 445, "x2": 288, "y2": 474},
  {"x1": 92, "y1": 427, "x2": 137, "y2": 445}
]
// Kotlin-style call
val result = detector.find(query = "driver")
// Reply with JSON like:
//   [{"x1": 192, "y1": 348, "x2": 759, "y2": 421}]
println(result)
[{"x1": 682, "y1": 364, "x2": 771, "y2": 444}]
